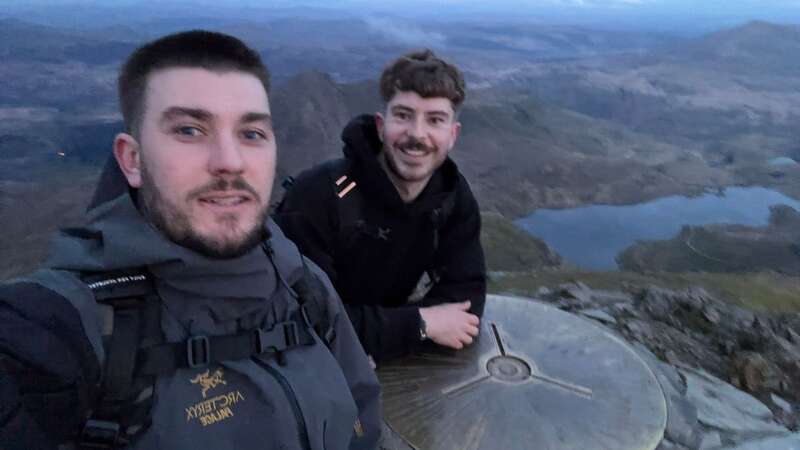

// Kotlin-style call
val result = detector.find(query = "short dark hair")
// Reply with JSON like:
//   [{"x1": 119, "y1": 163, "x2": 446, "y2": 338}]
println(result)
[
  {"x1": 379, "y1": 49, "x2": 466, "y2": 110},
  {"x1": 118, "y1": 30, "x2": 270, "y2": 136}
]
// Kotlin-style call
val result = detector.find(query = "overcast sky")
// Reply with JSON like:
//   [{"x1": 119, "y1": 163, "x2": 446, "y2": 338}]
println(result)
[{"x1": 4, "y1": 0, "x2": 800, "y2": 33}]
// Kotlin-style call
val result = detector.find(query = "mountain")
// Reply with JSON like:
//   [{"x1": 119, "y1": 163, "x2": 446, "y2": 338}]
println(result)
[
  {"x1": 3, "y1": 18, "x2": 800, "y2": 278},
  {"x1": 617, "y1": 205, "x2": 800, "y2": 274},
  {"x1": 670, "y1": 21, "x2": 800, "y2": 75}
]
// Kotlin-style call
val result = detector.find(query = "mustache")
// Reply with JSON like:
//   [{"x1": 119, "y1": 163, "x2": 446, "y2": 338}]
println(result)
[
  {"x1": 187, "y1": 177, "x2": 261, "y2": 202},
  {"x1": 397, "y1": 137, "x2": 435, "y2": 153}
]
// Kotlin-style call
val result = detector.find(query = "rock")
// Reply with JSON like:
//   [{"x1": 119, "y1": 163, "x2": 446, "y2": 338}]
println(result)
[
  {"x1": 536, "y1": 286, "x2": 552, "y2": 297},
  {"x1": 771, "y1": 394, "x2": 793, "y2": 414},
  {"x1": 612, "y1": 302, "x2": 637, "y2": 317},
  {"x1": 731, "y1": 352, "x2": 783, "y2": 392},
  {"x1": 703, "y1": 306, "x2": 721, "y2": 325},
  {"x1": 718, "y1": 339, "x2": 737, "y2": 356},
  {"x1": 665, "y1": 393, "x2": 701, "y2": 449},
  {"x1": 720, "y1": 433, "x2": 800, "y2": 449},
  {"x1": 557, "y1": 282, "x2": 595, "y2": 309},
  {"x1": 379, "y1": 421, "x2": 414, "y2": 450},
  {"x1": 580, "y1": 308, "x2": 617, "y2": 324},
  {"x1": 630, "y1": 343, "x2": 700, "y2": 448},
  {"x1": 681, "y1": 368, "x2": 786, "y2": 433},
  {"x1": 657, "y1": 438, "x2": 691, "y2": 450},
  {"x1": 788, "y1": 327, "x2": 800, "y2": 344},
  {"x1": 699, "y1": 431, "x2": 722, "y2": 449},
  {"x1": 587, "y1": 290, "x2": 633, "y2": 306}
]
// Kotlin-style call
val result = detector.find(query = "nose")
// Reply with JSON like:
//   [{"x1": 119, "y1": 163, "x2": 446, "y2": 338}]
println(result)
[
  {"x1": 208, "y1": 133, "x2": 244, "y2": 175},
  {"x1": 407, "y1": 116, "x2": 426, "y2": 139}
]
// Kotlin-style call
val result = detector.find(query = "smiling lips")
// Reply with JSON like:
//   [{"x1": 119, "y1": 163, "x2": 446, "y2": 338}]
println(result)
[
  {"x1": 397, "y1": 141, "x2": 435, "y2": 161},
  {"x1": 198, "y1": 193, "x2": 252, "y2": 207}
]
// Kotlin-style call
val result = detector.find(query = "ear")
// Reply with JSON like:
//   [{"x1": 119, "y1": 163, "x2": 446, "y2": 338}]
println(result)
[
  {"x1": 448, "y1": 121, "x2": 461, "y2": 151},
  {"x1": 113, "y1": 133, "x2": 143, "y2": 188},
  {"x1": 375, "y1": 112, "x2": 385, "y2": 143}
]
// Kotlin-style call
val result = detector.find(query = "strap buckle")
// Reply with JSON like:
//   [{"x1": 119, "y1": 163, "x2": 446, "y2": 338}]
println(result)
[
  {"x1": 255, "y1": 321, "x2": 299, "y2": 354},
  {"x1": 80, "y1": 419, "x2": 121, "y2": 449},
  {"x1": 186, "y1": 335, "x2": 210, "y2": 368}
]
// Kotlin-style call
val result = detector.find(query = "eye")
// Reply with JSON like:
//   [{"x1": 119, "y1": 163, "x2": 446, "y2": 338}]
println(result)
[
  {"x1": 241, "y1": 129, "x2": 269, "y2": 141},
  {"x1": 173, "y1": 125, "x2": 204, "y2": 137},
  {"x1": 394, "y1": 111, "x2": 410, "y2": 120},
  {"x1": 429, "y1": 116, "x2": 445, "y2": 125}
]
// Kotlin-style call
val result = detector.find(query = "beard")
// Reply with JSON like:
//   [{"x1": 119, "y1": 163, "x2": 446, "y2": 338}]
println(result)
[
  {"x1": 138, "y1": 161, "x2": 268, "y2": 259},
  {"x1": 383, "y1": 135, "x2": 438, "y2": 183}
]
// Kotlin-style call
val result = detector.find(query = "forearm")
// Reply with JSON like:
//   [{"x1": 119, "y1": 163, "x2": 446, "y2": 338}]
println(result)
[{"x1": 343, "y1": 302, "x2": 422, "y2": 362}]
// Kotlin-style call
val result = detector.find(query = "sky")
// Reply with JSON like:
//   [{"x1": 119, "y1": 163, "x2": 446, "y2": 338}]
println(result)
[{"x1": 3, "y1": 0, "x2": 800, "y2": 33}]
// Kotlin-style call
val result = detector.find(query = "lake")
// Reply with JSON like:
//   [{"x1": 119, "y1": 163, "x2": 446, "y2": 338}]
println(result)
[{"x1": 515, "y1": 187, "x2": 800, "y2": 271}]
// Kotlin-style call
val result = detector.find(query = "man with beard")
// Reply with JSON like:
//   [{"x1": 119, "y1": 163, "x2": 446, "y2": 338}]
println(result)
[
  {"x1": 275, "y1": 50, "x2": 486, "y2": 364},
  {"x1": 0, "y1": 31, "x2": 380, "y2": 450}
]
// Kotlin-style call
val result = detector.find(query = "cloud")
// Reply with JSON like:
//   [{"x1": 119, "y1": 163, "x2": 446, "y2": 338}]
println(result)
[{"x1": 364, "y1": 17, "x2": 447, "y2": 47}]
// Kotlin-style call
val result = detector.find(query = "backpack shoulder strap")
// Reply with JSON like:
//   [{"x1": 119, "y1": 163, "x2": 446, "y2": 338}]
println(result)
[
  {"x1": 80, "y1": 269, "x2": 160, "y2": 449},
  {"x1": 292, "y1": 258, "x2": 335, "y2": 348}
]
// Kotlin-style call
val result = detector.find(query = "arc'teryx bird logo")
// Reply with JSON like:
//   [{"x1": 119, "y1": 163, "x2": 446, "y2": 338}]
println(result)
[{"x1": 190, "y1": 369, "x2": 227, "y2": 398}]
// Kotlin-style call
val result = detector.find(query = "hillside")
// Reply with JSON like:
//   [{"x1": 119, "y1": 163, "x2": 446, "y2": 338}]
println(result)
[
  {"x1": 617, "y1": 205, "x2": 800, "y2": 274},
  {"x1": 3, "y1": 19, "x2": 800, "y2": 280}
]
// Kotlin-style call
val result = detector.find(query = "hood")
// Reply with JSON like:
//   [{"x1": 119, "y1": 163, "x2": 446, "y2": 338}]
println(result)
[
  {"x1": 46, "y1": 156, "x2": 282, "y2": 300},
  {"x1": 340, "y1": 114, "x2": 461, "y2": 215}
]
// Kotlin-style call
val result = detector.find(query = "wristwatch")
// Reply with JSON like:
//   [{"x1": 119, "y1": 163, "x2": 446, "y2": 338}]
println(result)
[{"x1": 419, "y1": 315, "x2": 428, "y2": 341}]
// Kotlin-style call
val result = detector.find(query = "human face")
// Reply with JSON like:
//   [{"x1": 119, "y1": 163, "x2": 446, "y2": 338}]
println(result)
[
  {"x1": 375, "y1": 90, "x2": 460, "y2": 200},
  {"x1": 114, "y1": 68, "x2": 276, "y2": 258}
]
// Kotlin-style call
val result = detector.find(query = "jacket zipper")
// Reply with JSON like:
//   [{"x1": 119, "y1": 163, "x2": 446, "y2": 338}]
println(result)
[{"x1": 251, "y1": 357, "x2": 312, "y2": 450}]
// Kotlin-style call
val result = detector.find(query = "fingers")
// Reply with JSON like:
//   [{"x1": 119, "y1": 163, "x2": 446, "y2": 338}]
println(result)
[{"x1": 456, "y1": 300, "x2": 471, "y2": 311}]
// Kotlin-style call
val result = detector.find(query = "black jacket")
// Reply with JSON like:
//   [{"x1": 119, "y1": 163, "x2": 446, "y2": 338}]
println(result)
[
  {"x1": 274, "y1": 115, "x2": 486, "y2": 362},
  {"x1": 0, "y1": 160, "x2": 381, "y2": 450}
]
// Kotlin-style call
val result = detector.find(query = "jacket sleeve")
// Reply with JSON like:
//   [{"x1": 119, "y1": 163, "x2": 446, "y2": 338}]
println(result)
[
  {"x1": 0, "y1": 281, "x2": 101, "y2": 449},
  {"x1": 274, "y1": 174, "x2": 424, "y2": 362},
  {"x1": 306, "y1": 259, "x2": 382, "y2": 450},
  {"x1": 420, "y1": 177, "x2": 487, "y2": 318}
]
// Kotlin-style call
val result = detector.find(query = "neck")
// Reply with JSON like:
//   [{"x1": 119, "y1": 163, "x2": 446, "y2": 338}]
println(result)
[{"x1": 378, "y1": 152, "x2": 429, "y2": 203}]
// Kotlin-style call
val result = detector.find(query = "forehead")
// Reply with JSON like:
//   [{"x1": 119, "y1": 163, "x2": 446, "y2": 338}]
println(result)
[
  {"x1": 386, "y1": 90, "x2": 455, "y2": 115},
  {"x1": 143, "y1": 67, "x2": 270, "y2": 119}
]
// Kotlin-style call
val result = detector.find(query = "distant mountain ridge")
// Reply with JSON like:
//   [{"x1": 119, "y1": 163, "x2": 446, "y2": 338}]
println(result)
[
  {"x1": 668, "y1": 20, "x2": 800, "y2": 75},
  {"x1": 2, "y1": 18, "x2": 800, "y2": 278}
]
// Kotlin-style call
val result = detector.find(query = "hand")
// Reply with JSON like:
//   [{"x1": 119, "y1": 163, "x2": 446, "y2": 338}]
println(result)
[{"x1": 419, "y1": 301, "x2": 480, "y2": 350}]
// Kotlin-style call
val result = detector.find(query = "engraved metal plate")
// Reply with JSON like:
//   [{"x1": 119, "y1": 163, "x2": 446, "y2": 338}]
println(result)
[{"x1": 378, "y1": 295, "x2": 667, "y2": 450}]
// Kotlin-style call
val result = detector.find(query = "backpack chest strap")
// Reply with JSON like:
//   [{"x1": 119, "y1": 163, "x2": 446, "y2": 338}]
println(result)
[{"x1": 137, "y1": 306, "x2": 318, "y2": 375}]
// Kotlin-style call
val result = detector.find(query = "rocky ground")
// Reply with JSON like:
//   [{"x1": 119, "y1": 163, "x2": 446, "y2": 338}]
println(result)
[{"x1": 381, "y1": 282, "x2": 800, "y2": 450}]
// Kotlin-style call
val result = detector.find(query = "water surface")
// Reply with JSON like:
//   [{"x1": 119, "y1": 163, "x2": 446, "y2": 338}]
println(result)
[{"x1": 515, "y1": 187, "x2": 800, "y2": 270}]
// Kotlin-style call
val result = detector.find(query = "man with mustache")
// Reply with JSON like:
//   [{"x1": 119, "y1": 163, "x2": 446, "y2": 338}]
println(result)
[
  {"x1": 0, "y1": 30, "x2": 380, "y2": 449},
  {"x1": 275, "y1": 50, "x2": 486, "y2": 363}
]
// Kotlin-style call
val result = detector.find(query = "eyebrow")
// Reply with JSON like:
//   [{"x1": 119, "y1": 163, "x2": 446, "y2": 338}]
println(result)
[
  {"x1": 426, "y1": 110, "x2": 452, "y2": 118},
  {"x1": 390, "y1": 105, "x2": 452, "y2": 118},
  {"x1": 241, "y1": 112, "x2": 273, "y2": 129},
  {"x1": 160, "y1": 107, "x2": 273, "y2": 128},
  {"x1": 161, "y1": 106, "x2": 213, "y2": 123}
]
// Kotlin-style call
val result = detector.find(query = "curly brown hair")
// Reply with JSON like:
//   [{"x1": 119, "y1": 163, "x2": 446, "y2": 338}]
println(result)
[{"x1": 379, "y1": 49, "x2": 465, "y2": 111}]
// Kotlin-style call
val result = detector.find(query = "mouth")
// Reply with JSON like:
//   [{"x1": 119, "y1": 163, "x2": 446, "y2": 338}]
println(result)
[
  {"x1": 197, "y1": 193, "x2": 252, "y2": 207},
  {"x1": 397, "y1": 144, "x2": 432, "y2": 158}
]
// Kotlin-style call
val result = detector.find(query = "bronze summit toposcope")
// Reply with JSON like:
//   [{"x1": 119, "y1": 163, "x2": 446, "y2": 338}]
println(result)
[{"x1": 378, "y1": 295, "x2": 667, "y2": 450}]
